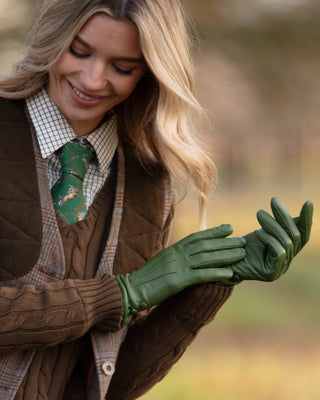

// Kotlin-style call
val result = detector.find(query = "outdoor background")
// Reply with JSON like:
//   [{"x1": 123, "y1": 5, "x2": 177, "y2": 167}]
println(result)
[{"x1": 0, "y1": 0, "x2": 319, "y2": 398}]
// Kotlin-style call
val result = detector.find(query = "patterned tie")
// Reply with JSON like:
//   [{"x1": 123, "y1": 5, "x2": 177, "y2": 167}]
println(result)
[{"x1": 51, "y1": 140, "x2": 93, "y2": 224}]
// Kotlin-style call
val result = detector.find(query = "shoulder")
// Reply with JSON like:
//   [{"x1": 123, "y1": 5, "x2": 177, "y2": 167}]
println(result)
[
  {"x1": 0, "y1": 97, "x2": 27, "y2": 124},
  {"x1": 0, "y1": 98, "x2": 32, "y2": 149},
  {"x1": 0, "y1": 98, "x2": 41, "y2": 281}
]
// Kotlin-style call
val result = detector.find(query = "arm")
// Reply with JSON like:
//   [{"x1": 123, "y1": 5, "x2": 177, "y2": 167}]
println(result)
[
  {"x1": 0, "y1": 274, "x2": 123, "y2": 354},
  {"x1": 0, "y1": 222, "x2": 243, "y2": 354},
  {"x1": 114, "y1": 224, "x2": 245, "y2": 326},
  {"x1": 0, "y1": 204, "x2": 244, "y2": 355},
  {"x1": 106, "y1": 283, "x2": 232, "y2": 400},
  {"x1": 106, "y1": 197, "x2": 313, "y2": 400},
  {"x1": 112, "y1": 197, "x2": 313, "y2": 327},
  {"x1": 106, "y1": 209, "x2": 236, "y2": 400}
]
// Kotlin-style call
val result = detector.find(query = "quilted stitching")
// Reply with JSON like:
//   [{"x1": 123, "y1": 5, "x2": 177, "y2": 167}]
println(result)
[
  {"x1": 113, "y1": 146, "x2": 173, "y2": 276},
  {"x1": 0, "y1": 99, "x2": 42, "y2": 280}
]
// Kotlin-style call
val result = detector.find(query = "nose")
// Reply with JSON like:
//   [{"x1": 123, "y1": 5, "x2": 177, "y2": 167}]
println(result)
[{"x1": 81, "y1": 60, "x2": 108, "y2": 92}]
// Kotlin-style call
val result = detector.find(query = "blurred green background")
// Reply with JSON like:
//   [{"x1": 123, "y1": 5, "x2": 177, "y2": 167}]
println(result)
[{"x1": 0, "y1": 0, "x2": 318, "y2": 398}]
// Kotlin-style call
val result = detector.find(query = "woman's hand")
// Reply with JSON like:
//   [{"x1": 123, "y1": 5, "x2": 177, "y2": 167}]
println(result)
[
  {"x1": 115, "y1": 224, "x2": 246, "y2": 326},
  {"x1": 220, "y1": 197, "x2": 313, "y2": 285}
]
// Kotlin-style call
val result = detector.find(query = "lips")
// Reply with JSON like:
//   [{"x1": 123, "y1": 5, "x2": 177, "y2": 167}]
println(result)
[{"x1": 68, "y1": 82, "x2": 105, "y2": 107}]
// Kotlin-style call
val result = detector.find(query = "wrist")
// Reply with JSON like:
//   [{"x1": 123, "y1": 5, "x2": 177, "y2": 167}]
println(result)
[{"x1": 114, "y1": 275, "x2": 133, "y2": 327}]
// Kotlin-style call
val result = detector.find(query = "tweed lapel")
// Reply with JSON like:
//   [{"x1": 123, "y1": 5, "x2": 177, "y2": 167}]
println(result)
[{"x1": 90, "y1": 143, "x2": 173, "y2": 400}]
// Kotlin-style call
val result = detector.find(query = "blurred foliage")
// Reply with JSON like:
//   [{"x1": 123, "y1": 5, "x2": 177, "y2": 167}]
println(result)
[
  {"x1": 183, "y1": 0, "x2": 320, "y2": 192},
  {"x1": 0, "y1": 0, "x2": 39, "y2": 72},
  {"x1": 158, "y1": 2, "x2": 320, "y2": 398}
]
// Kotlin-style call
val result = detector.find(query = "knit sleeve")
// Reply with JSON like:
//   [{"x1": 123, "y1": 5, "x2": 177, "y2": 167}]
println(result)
[
  {"x1": 0, "y1": 274, "x2": 123, "y2": 354},
  {"x1": 106, "y1": 283, "x2": 233, "y2": 400}
]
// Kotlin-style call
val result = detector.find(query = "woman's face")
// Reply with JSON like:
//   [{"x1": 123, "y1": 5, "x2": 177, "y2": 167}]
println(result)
[{"x1": 47, "y1": 13, "x2": 147, "y2": 135}]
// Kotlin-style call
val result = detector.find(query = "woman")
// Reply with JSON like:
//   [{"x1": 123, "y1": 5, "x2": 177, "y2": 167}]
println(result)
[{"x1": 0, "y1": 0, "x2": 312, "y2": 399}]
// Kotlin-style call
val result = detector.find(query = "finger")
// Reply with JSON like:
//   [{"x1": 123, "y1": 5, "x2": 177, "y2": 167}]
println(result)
[
  {"x1": 186, "y1": 237, "x2": 246, "y2": 256},
  {"x1": 295, "y1": 200, "x2": 313, "y2": 249},
  {"x1": 255, "y1": 230, "x2": 289, "y2": 277},
  {"x1": 192, "y1": 267, "x2": 234, "y2": 283},
  {"x1": 270, "y1": 197, "x2": 301, "y2": 255},
  {"x1": 190, "y1": 247, "x2": 246, "y2": 269},
  {"x1": 180, "y1": 224, "x2": 234, "y2": 246},
  {"x1": 256, "y1": 210, "x2": 293, "y2": 262}
]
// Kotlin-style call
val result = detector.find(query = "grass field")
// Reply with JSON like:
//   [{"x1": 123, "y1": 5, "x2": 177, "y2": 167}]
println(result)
[
  {"x1": 141, "y1": 326, "x2": 320, "y2": 400},
  {"x1": 142, "y1": 187, "x2": 319, "y2": 400}
]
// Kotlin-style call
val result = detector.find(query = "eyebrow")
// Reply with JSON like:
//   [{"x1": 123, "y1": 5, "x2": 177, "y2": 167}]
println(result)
[{"x1": 74, "y1": 35, "x2": 145, "y2": 63}]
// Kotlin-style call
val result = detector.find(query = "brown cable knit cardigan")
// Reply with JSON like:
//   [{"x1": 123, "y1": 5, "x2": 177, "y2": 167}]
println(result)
[{"x1": 0, "y1": 98, "x2": 233, "y2": 399}]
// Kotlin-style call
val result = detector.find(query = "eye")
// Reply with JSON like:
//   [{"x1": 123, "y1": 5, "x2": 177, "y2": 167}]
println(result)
[
  {"x1": 69, "y1": 45, "x2": 90, "y2": 59},
  {"x1": 112, "y1": 64, "x2": 135, "y2": 76}
]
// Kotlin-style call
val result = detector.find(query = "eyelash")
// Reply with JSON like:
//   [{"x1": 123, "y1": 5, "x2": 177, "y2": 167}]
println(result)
[
  {"x1": 69, "y1": 46, "x2": 88, "y2": 59},
  {"x1": 112, "y1": 65, "x2": 134, "y2": 76},
  {"x1": 69, "y1": 45, "x2": 134, "y2": 76}
]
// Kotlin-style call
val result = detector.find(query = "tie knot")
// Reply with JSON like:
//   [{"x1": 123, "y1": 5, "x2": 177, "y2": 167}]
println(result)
[{"x1": 59, "y1": 141, "x2": 93, "y2": 180}]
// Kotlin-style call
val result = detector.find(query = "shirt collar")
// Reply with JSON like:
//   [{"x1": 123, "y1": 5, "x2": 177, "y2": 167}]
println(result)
[{"x1": 26, "y1": 87, "x2": 118, "y2": 176}]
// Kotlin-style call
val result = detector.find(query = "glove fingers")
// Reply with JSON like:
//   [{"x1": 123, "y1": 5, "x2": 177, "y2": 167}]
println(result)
[
  {"x1": 190, "y1": 247, "x2": 246, "y2": 269},
  {"x1": 180, "y1": 224, "x2": 234, "y2": 246},
  {"x1": 257, "y1": 210, "x2": 293, "y2": 262},
  {"x1": 270, "y1": 197, "x2": 301, "y2": 255},
  {"x1": 255, "y1": 230, "x2": 289, "y2": 278},
  {"x1": 295, "y1": 200, "x2": 313, "y2": 248},
  {"x1": 192, "y1": 267, "x2": 234, "y2": 283},
  {"x1": 187, "y1": 237, "x2": 246, "y2": 256}
]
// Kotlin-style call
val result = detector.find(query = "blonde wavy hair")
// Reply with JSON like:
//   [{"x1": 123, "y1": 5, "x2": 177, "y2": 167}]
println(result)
[{"x1": 0, "y1": 0, "x2": 215, "y2": 227}]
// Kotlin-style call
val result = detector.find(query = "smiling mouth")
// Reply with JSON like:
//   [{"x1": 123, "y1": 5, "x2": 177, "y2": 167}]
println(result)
[{"x1": 71, "y1": 84, "x2": 103, "y2": 102}]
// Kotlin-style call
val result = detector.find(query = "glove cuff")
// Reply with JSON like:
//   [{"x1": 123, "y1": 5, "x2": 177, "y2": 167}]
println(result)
[{"x1": 114, "y1": 275, "x2": 133, "y2": 327}]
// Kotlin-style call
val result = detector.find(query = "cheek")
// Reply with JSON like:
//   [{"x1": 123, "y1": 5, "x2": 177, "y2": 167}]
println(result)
[
  {"x1": 51, "y1": 53, "x2": 76, "y2": 77},
  {"x1": 114, "y1": 76, "x2": 143, "y2": 98},
  {"x1": 48, "y1": 55, "x2": 76, "y2": 99}
]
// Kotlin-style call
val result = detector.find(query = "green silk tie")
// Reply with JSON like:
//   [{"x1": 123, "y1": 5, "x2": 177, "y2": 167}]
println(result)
[{"x1": 51, "y1": 141, "x2": 93, "y2": 225}]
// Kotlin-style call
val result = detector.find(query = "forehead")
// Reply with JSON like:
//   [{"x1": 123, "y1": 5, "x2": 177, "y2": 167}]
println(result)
[{"x1": 76, "y1": 12, "x2": 143, "y2": 57}]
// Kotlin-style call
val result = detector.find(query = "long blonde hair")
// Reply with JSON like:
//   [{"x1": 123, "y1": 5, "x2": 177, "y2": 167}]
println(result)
[{"x1": 0, "y1": 0, "x2": 215, "y2": 227}]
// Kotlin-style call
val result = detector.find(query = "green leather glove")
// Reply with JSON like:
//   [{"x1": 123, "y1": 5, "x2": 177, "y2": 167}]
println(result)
[
  {"x1": 220, "y1": 197, "x2": 313, "y2": 285},
  {"x1": 115, "y1": 224, "x2": 246, "y2": 326}
]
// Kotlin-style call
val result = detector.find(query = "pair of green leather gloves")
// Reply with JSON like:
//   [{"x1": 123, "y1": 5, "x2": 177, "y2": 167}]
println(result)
[{"x1": 115, "y1": 198, "x2": 313, "y2": 326}]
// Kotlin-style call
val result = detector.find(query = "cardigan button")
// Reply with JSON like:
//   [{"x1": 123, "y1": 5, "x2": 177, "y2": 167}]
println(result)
[{"x1": 101, "y1": 361, "x2": 115, "y2": 377}]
